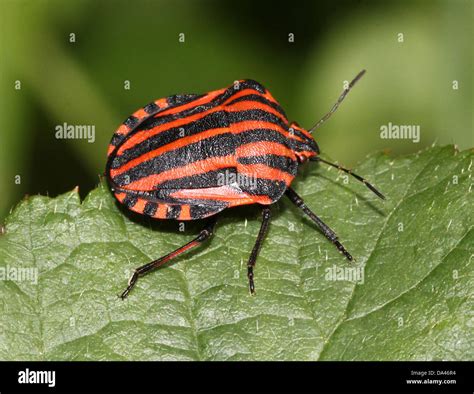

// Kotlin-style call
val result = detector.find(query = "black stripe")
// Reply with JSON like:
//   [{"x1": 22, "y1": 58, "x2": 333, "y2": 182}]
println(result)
[
  {"x1": 287, "y1": 138, "x2": 315, "y2": 155},
  {"x1": 227, "y1": 109, "x2": 288, "y2": 130},
  {"x1": 226, "y1": 94, "x2": 287, "y2": 120},
  {"x1": 242, "y1": 178, "x2": 288, "y2": 201},
  {"x1": 155, "y1": 168, "x2": 237, "y2": 191},
  {"x1": 144, "y1": 102, "x2": 159, "y2": 114},
  {"x1": 111, "y1": 111, "x2": 229, "y2": 169},
  {"x1": 143, "y1": 202, "x2": 158, "y2": 216},
  {"x1": 110, "y1": 133, "x2": 125, "y2": 147},
  {"x1": 237, "y1": 128, "x2": 292, "y2": 146},
  {"x1": 166, "y1": 93, "x2": 205, "y2": 107},
  {"x1": 112, "y1": 133, "x2": 236, "y2": 187},
  {"x1": 122, "y1": 194, "x2": 138, "y2": 208},
  {"x1": 166, "y1": 205, "x2": 181, "y2": 219},
  {"x1": 124, "y1": 116, "x2": 139, "y2": 129},
  {"x1": 190, "y1": 202, "x2": 227, "y2": 219},
  {"x1": 238, "y1": 80, "x2": 266, "y2": 94},
  {"x1": 237, "y1": 154, "x2": 297, "y2": 175}
]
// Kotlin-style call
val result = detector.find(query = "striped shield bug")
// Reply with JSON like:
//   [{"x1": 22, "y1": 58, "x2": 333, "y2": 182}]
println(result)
[{"x1": 105, "y1": 70, "x2": 384, "y2": 299}]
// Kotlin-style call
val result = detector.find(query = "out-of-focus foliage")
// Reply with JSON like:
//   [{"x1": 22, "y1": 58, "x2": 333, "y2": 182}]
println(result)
[{"x1": 0, "y1": 0, "x2": 472, "y2": 220}]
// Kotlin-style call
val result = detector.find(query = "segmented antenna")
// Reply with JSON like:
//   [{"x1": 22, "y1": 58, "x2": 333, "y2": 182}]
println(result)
[
  {"x1": 312, "y1": 157, "x2": 385, "y2": 199},
  {"x1": 309, "y1": 69, "x2": 366, "y2": 133}
]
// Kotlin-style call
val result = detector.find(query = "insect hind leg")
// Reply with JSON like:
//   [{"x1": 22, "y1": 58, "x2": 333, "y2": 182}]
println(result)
[
  {"x1": 285, "y1": 187, "x2": 353, "y2": 261},
  {"x1": 120, "y1": 216, "x2": 218, "y2": 299},
  {"x1": 247, "y1": 206, "x2": 272, "y2": 295}
]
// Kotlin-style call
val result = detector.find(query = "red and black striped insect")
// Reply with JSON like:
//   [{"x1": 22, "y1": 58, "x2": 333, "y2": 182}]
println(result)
[{"x1": 105, "y1": 70, "x2": 384, "y2": 299}]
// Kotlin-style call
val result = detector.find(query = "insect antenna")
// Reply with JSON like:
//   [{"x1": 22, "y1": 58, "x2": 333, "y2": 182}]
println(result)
[
  {"x1": 311, "y1": 157, "x2": 385, "y2": 200},
  {"x1": 309, "y1": 69, "x2": 366, "y2": 133}
]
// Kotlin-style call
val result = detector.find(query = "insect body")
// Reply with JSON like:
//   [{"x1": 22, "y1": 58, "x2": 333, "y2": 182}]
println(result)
[{"x1": 106, "y1": 70, "x2": 384, "y2": 299}]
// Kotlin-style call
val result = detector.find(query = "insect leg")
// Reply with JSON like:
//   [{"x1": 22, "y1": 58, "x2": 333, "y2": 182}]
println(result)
[
  {"x1": 285, "y1": 187, "x2": 353, "y2": 261},
  {"x1": 120, "y1": 217, "x2": 217, "y2": 299},
  {"x1": 247, "y1": 207, "x2": 272, "y2": 295}
]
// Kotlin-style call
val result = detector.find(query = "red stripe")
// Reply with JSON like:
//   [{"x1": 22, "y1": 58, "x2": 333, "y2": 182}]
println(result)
[
  {"x1": 133, "y1": 108, "x2": 148, "y2": 119},
  {"x1": 178, "y1": 204, "x2": 191, "y2": 220},
  {"x1": 236, "y1": 141, "x2": 296, "y2": 161},
  {"x1": 155, "y1": 204, "x2": 168, "y2": 219},
  {"x1": 238, "y1": 164, "x2": 294, "y2": 186},
  {"x1": 114, "y1": 192, "x2": 127, "y2": 203},
  {"x1": 225, "y1": 100, "x2": 287, "y2": 125}
]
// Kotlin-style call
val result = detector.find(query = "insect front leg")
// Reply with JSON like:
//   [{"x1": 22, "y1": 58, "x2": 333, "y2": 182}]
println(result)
[
  {"x1": 120, "y1": 217, "x2": 218, "y2": 299},
  {"x1": 285, "y1": 187, "x2": 353, "y2": 261},
  {"x1": 247, "y1": 207, "x2": 272, "y2": 295}
]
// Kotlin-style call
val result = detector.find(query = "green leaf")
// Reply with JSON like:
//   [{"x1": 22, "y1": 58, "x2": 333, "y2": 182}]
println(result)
[{"x1": 0, "y1": 145, "x2": 472, "y2": 361}]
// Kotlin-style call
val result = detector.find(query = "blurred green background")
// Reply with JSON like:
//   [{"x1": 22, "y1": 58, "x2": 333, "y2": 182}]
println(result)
[{"x1": 0, "y1": 0, "x2": 472, "y2": 221}]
